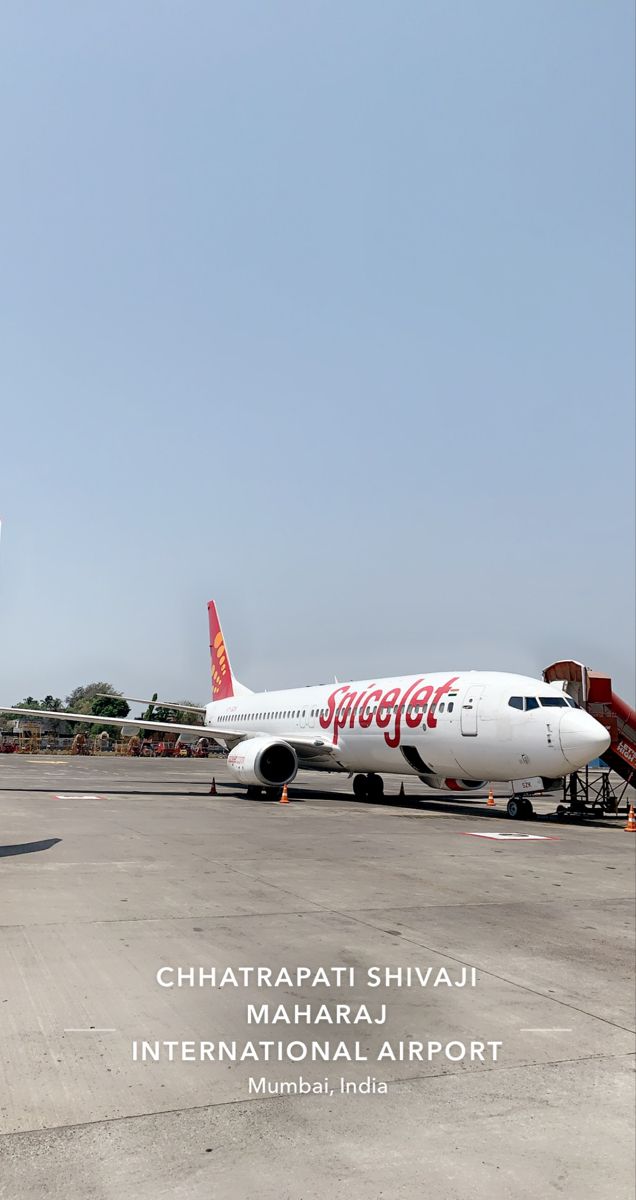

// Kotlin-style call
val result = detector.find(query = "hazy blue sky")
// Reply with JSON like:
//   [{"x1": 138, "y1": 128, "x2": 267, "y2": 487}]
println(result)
[{"x1": 1, "y1": 1, "x2": 634, "y2": 706}]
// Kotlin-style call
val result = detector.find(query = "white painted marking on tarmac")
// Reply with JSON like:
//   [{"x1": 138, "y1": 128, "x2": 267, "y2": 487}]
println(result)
[
  {"x1": 52, "y1": 794, "x2": 106, "y2": 800},
  {"x1": 461, "y1": 832, "x2": 558, "y2": 841}
]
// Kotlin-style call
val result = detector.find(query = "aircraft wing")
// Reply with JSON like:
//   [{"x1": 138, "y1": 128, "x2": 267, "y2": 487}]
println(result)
[
  {"x1": 279, "y1": 733, "x2": 340, "y2": 760},
  {"x1": 95, "y1": 694, "x2": 206, "y2": 714},
  {"x1": 0, "y1": 706, "x2": 218, "y2": 738},
  {"x1": 0, "y1": 707, "x2": 340, "y2": 757}
]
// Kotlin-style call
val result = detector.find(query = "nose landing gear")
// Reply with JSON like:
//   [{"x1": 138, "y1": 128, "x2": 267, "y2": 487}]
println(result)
[
  {"x1": 506, "y1": 797, "x2": 534, "y2": 820},
  {"x1": 352, "y1": 773, "x2": 385, "y2": 801}
]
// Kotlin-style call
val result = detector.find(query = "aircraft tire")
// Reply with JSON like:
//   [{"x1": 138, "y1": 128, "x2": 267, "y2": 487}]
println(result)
[
  {"x1": 366, "y1": 773, "x2": 384, "y2": 801},
  {"x1": 522, "y1": 799, "x2": 534, "y2": 818},
  {"x1": 352, "y1": 774, "x2": 368, "y2": 800},
  {"x1": 506, "y1": 797, "x2": 523, "y2": 819}
]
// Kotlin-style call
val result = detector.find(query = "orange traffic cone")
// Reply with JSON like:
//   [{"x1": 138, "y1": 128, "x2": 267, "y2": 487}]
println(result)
[
  {"x1": 624, "y1": 804, "x2": 636, "y2": 832},
  {"x1": 487, "y1": 786, "x2": 495, "y2": 807},
  {"x1": 279, "y1": 784, "x2": 289, "y2": 805},
  {"x1": 209, "y1": 778, "x2": 217, "y2": 796}
]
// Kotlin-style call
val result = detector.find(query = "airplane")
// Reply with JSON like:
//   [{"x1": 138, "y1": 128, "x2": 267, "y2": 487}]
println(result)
[{"x1": 0, "y1": 600, "x2": 611, "y2": 818}]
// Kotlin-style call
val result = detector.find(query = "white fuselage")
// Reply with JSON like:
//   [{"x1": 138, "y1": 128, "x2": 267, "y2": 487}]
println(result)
[{"x1": 205, "y1": 670, "x2": 610, "y2": 783}]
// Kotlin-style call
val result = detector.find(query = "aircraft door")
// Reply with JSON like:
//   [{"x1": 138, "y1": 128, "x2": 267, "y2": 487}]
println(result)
[
  {"x1": 299, "y1": 705, "x2": 315, "y2": 729},
  {"x1": 460, "y1": 686, "x2": 485, "y2": 736}
]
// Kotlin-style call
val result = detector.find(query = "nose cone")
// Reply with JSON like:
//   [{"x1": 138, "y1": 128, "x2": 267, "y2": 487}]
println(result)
[{"x1": 559, "y1": 710, "x2": 611, "y2": 768}]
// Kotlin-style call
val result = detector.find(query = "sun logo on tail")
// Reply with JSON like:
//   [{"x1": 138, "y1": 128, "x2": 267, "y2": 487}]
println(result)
[
  {"x1": 211, "y1": 631, "x2": 229, "y2": 692},
  {"x1": 208, "y1": 600, "x2": 236, "y2": 701}
]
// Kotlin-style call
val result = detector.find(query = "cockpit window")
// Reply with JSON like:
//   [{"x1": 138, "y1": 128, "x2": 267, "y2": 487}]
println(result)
[
  {"x1": 509, "y1": 695, "x2": 564, "y2": 711},
  {"x1": 565, "y1": 696, "x2": 579, "y2": 708}
]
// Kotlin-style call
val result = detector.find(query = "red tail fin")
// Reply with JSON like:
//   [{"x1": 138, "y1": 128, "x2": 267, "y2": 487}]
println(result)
[{"x1": 208, "y1": 601, "x2": 234, "y2": 700}]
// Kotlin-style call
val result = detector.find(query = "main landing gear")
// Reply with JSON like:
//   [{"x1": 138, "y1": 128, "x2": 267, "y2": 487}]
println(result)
[
  {"x1": 506, "y1": 797, "x2": 534, "y2": 820},
  {"x1": 352, "y1": 773, "x2": 384, "y2": 801}
]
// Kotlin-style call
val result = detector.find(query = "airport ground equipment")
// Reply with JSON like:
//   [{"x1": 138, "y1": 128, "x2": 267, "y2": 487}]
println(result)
[
  {"x1": 544, "y1": 661, "x2": 636, "y2": 817},
  {"x1": 555, "y1": 766, "x2": 624, "y2": 819},
  {"x1": 17, "y1": 729, "x2": 41, "y2": 754}
]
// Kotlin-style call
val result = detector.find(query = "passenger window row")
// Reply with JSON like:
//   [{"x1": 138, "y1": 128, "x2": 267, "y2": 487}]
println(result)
[{"x1": 217, "y1": 700, "x2": 456, "y2": 723}]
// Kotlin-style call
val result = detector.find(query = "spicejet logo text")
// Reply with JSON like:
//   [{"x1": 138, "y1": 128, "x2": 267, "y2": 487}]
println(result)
[{"x1": 319, "y1": 677, "x2": 459, "y2": 747}]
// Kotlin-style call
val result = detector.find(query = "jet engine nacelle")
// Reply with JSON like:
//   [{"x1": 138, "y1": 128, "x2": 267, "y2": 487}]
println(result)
[
  {"x1": 227, "y1": 737, "x2": 298, "y2": 787},
  {"x1": 422, "y1": 775, "x2": 486, "y2": 792}
]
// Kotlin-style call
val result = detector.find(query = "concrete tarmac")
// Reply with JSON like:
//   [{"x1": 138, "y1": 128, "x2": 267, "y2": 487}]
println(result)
[{"x1": 0, "y1": 755, "x2": 634, "y2": 1199}]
